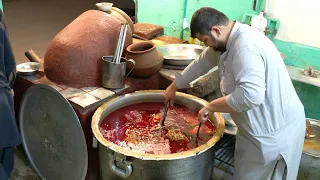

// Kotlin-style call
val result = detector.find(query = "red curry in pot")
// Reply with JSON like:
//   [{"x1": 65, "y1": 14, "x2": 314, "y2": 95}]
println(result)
[{"x1": 99, "y1": 102, "x2": 215, "y2": 154}]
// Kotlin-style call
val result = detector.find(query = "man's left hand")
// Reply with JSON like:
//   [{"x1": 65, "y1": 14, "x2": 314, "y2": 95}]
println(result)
[{"x1": 198, "y1": 106, "x2": 210, "y2": 124}]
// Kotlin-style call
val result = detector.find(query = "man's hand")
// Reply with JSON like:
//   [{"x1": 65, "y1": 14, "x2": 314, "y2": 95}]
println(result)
[
  {"x1": 198, "y1": 106, "x2": 210, "y2": 124},
  {"x1": 11, "y1": 89, "x2": 14, "y2": 96},
  {"x1": 163, "y1": 81, "x2": 178, "y2": 106},
  {"x1": 198, "y1": 96, "x2": 236, "y2": 125}
]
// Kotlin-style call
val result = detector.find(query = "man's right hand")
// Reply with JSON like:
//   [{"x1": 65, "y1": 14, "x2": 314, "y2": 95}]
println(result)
[{"x1": 163, "y1": 81, "x2": 178, "y2": 106}]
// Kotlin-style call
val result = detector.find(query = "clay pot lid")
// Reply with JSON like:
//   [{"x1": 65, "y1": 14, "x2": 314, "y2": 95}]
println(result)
[
  {"x1": 126, "y1": 41, "x2": 156, "y2": 54},
  {"x1": 95, "y1": 2, "x2": 114, "y2": 12}
]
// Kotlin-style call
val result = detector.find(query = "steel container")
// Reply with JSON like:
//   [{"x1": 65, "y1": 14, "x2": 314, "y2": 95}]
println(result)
[
  {"x1": 102, "y1": 56, "x2": 135, "y2": 89},
  {"x1": 92, "y1": 90, "x2": 225, "y2": 180}
]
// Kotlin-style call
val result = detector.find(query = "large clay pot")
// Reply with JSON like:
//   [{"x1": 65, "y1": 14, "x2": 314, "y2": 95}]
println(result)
[
  {"x1": 126, "y1": 42, "x2": 163, "y2": 78},
  {"x1": 43, "y1": 10, "x2": 132, "y2": 88}
]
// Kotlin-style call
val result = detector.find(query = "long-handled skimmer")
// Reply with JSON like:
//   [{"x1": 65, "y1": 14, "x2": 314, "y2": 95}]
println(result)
[
  {"x1": 197, "y1": 111, "x2": 209, "y2": 138},
  {"x1": 159, "y1": 101, "x2": 170, "y2": 128}
]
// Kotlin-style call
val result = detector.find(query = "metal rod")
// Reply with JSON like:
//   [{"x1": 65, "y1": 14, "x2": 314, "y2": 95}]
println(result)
[
  {"x1": 113, "y1": 24, "x2": 124, "y2": 63},
  {"x1": 115, "y1": 24, "x2": 125, "y2": 63},
  {"x1": 253, "y1": 0, "x2": 257, "y2": 11},
  {"x1": 116, "y1": 23, "x2": 128, "y2": 64},
  {"x1": 114, "y1": 24, "x2": 125, "y2": 64},
  {"x1": 160, "y1": 101, "x2": 170, "y2": 127},
  {"x1": 225, "y1": 154, "x2": 233, "y2": 164},
  {"x1": 113, "y1": 24, "x2": 125, "y2": 63},
  {"x1": 196, "y1": 124, "x2": 201, "y2": 138},
  {"x1": 216, "y1": 148, "x2": 228, "y2": 159},
  {"x1": 214, "y1": 135, "x2": 236, "y2": 170}
]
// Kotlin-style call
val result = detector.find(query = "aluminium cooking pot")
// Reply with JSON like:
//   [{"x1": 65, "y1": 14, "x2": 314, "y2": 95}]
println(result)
[{"x1": 92, "y1": 90, "x2": 225, "y2": 180}]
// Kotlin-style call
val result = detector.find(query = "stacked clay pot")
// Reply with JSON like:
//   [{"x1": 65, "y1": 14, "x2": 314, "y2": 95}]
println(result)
[{"x1": 126, "y1": 41, "x2": 163, "y2": 78}]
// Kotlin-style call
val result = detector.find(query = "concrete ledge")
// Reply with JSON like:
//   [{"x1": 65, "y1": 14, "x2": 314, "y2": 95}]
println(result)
[{"x1": 286, "y1": 65, "x2": 320, "y2": 88}]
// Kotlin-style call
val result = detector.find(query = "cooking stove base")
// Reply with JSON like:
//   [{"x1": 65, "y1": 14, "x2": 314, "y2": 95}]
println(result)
[{"x1": 212, "y1": 135, "x2": 235, "y2": 180}]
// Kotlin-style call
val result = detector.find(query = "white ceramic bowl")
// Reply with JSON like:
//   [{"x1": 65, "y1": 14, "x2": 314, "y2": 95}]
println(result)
[{"x1": 95, "y1": 2, "x2": 114, "y2": 12}]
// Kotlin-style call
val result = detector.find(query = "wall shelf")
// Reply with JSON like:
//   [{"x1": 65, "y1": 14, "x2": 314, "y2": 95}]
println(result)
[{"x1": 286, "y1": 65, "x2": 320, "y2": 88}]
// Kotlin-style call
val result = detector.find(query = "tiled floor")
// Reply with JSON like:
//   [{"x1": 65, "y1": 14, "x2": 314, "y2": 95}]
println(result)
[
  {"x1": 298, "y1": 154, "x2": 320, "y2": 180},
  {"x1": 10, "y1": 147, "x2": 39, "y2": 180}
]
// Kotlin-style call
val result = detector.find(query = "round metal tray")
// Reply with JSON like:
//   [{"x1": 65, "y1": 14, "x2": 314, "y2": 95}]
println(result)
[
  {"x1": 157, "y1": 44, "x2": 205, "y2": 66},
  {"x1": 303, "y1": 118, "x2": 320, "y2": 157},
  {"x1": 19, "y1": 84, "x2": 88, "y2": 180},
  {"x1": 16, "y1": 62, "x2": 41, "y2": 76}
]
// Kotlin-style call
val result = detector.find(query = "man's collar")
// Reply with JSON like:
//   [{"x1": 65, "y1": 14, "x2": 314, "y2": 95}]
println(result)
[{"x1": 226, "y1": 21, "x2": 240, "y2": 51}]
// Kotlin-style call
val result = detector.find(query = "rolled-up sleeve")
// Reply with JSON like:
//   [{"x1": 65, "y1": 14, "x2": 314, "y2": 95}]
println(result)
[
  {"x1": 175, "y1": 47, "x2": 220, "y2": 89},
  {"x1": 226, "y1": 47, "x2": 266, "y2": 112}
]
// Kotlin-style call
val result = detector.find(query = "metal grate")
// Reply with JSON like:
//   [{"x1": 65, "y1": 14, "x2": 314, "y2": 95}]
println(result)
[{"x1": 214, "y1": 134, "x2": 236, "y2": 175}]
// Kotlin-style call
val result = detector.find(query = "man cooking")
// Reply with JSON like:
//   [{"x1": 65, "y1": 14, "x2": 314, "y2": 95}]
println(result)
[{"x1": 164, "y1": 7, "x2": 305, "y2": 180}]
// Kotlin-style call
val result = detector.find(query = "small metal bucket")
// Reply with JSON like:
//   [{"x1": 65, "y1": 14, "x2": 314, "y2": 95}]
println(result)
[{"x1": 102, "y1": 56, "x2": 136, "y2": 89}]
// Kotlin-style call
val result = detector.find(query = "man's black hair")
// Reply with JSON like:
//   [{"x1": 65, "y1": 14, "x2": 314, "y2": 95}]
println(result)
[{"x1": 190, "y1": 7, "x2": 229, "y2": 38}]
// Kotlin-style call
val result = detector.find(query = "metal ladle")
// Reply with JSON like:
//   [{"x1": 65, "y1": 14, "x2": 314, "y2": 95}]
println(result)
[
  {"x1": 160, "y1": 101, "x2": 170, "y2": 128},
  {"x1": 197, "y1": 111, "x2": 209, "y2": 138}
]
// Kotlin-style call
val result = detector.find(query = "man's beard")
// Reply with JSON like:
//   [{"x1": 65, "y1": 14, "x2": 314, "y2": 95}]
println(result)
[{"x1": 209, "y1": 33, "x2": 226, "y2": 52}]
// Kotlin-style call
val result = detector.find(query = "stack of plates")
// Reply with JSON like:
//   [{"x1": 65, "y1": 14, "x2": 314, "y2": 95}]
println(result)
[{"x1": 157, "y1": 44, "x2": 205, "y2": 66}]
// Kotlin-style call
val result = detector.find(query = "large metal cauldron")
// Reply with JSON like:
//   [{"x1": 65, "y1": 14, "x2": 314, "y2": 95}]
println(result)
[{"x1": 92, "y1": 90, "x2": 225, "y2": 180}]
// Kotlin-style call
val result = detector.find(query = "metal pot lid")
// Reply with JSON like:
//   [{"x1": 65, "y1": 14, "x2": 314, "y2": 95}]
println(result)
[
  {"x1": 19, "y1": 84, "x2": 88, "y2": 180},
  {"x1": 16, "y1": 62, "x2": 41, "y2": 76},
  {"x1": 303, "y1": 118, "x2": 320, "y2": 157},
  {"x1": 157, "y1": 44, "x2": 205, "y2": 66}
]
